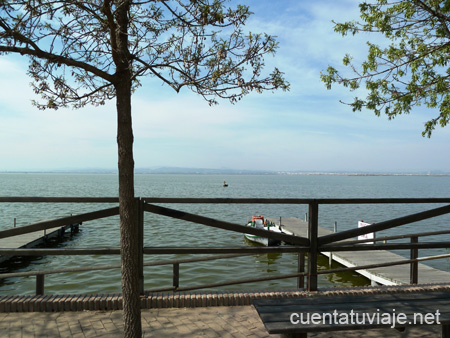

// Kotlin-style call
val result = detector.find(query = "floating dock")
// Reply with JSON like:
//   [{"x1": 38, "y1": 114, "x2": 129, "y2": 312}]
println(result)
[
  {"x1": 0, "y1": 223, "x2": 79, "y2": 264},
  {"x1": 268, "y1": 217, "x2": 450, "y2": 285}
]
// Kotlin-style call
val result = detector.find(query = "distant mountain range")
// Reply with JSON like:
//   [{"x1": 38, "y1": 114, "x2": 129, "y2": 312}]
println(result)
[
  {"x1": 1, "y1": 167, "x2": 273, "y2": 175},
  {"x1": 135, "y1": 167, "x2": 275, "y2": 175}
]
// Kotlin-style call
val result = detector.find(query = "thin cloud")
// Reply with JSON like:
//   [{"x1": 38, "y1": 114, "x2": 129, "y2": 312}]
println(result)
[{"x1": 0, "y1": 1, "x2": 449, "y2": 172}]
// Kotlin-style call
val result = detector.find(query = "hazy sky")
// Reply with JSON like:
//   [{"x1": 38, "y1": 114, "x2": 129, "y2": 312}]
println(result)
[{"x1": 1, "y1": 0, "x2": 449, "y2": 173}]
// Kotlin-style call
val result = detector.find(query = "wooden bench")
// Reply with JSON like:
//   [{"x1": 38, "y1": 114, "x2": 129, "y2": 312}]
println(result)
[{"x1": 253, "y1": 290, "x2": 450, "y2": 337}]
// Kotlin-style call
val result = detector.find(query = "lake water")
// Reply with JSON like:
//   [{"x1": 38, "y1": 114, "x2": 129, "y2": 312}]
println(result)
[{"x1": 0, "y1": 173, "x2": 450, "y2": 295}]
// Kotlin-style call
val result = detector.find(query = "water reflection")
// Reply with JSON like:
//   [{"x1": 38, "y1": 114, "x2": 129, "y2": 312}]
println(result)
[
  {"x1": 242, "y1": 234, "x2": 370, "y2": 288},
  {"x1": 318, "y1": 256, "x2": 370, "y2": 287},
  {"x1": 0, "y1": 234, "x2": 80, "y2": 293}
]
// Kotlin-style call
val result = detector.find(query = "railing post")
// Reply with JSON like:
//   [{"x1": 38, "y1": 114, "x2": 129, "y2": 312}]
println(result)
[
  {"x1": 138, "y1": 198, "x2": 144, "y2": 294},
  {"x1": 410, "y1": 236, "x2": 418, "y2": 284},
  {"x1": 36, "y1": 274, "x2": 44, "y2": 295},
  {"x1": 307, "y1": 201, "x2": 319, "y2": 292},
  {"x1": 173, "y1": 263, "x2": 180, "y2": 289},
  {"x1": 297, "y1": 252, "x2": 305, "y2": 289}
]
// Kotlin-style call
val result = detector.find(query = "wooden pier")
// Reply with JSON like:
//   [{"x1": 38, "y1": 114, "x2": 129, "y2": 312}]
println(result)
[
  {"x1": 0, "y1": 222, "x2": 79, "y2": 264},
  {"x1": 268, "y1": 217, "x2": 450, "y2": 285}
]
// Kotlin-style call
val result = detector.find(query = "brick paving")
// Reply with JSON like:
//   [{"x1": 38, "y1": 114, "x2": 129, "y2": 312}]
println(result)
[
  {"x1": 0, "y1": 306, "x2": 442, "y2": 337},
  {"x1": 2, "y1": 284, "x2": 450, "y2": 337}
]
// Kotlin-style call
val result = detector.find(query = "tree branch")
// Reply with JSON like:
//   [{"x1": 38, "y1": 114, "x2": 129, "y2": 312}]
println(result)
[
  {"x1": 0, "y1": 45, "x2": 115, "y2": 83},
  {"x1": 413, "y1": 0, "x2": 450, "y2": 38}
]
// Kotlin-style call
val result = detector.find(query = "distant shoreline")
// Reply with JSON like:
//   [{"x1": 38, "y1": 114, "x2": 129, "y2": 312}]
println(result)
[
  {"x1": 347, "y1": 174, "x2": 450, "y2": 177},
  {"x1": 0, "y1": 170, "x2": 449, "y2": 177}
]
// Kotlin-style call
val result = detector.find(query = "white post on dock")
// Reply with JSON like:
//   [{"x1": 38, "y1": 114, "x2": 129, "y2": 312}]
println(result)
[
  {"x1": 329, "y1": 222, "x2": 337, "y2": 267},
  {"x1": 305, "y1": 213, "x2": 309, "y2": 238}
]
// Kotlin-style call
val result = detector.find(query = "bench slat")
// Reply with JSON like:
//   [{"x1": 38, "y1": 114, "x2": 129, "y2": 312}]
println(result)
[
  {"x1": 253, "y1": 291, "x2": 450, "y2": 308},
  {"x1": 253, "y1": 291, "x2": 450, "y2": 335},
  {"x1": 264, "y1": 321, "x2": 428, "y2": 334},
  {"x1": 259, "y1": 307, "x2": 450, "y2": 324},
  {"x1": 256, "y1": 297, "x2": 450, "y2": 316}
]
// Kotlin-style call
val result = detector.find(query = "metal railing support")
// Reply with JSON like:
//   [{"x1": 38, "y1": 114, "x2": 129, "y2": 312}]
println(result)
[
  {"x1": 36, "y1": 274, "x2": 44, "y2": 295},
  {"x1": 173, "y1": 263, "x2": 180, "y2": 289},
  {"x1": 298, "y1": 252, "x2": 305, "y2": 289},
  {"x1": 307, "y1": 201, "x2": 319, "y2": 292},
  {"x1": 410, "y1": 236, "x2": 419, "y2": 284},
  {"x1": 137, "y1": 198, "x2": 144, "y2": 295}
]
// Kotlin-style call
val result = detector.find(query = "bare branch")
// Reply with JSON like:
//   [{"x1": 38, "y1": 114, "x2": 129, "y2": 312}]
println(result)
[{"x1": 0, "y1": 45, "x2": 114, "y2": 82}]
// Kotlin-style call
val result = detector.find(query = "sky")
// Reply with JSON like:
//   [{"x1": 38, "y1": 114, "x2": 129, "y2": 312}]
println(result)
[{"x1": 0, "y1": 0, "x2": 449, "y2": 173}]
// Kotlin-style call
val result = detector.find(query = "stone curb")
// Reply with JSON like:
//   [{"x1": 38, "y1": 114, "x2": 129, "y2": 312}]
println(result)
[{"x1": 1, "y1": 283, "x2": 450, "y2": 312}]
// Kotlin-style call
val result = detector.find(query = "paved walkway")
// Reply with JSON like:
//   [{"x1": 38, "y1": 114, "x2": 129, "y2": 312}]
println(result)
[{"x1": 0, "y1": 306, "x2": 441, "y2": 337}]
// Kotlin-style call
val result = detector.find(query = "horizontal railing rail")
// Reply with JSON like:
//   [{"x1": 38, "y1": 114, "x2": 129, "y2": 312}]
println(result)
[
  {"x1": 317, "y1": 253, "x2": 450, "y2": 276},
  {"x1": 2, "y1": 197, "x2": 450, "y2": 204},
  {"x1": 2, "y1": 250, "x2": 450, "y2": 296},
  {"x1": 0, "y1": 246, "x2": 307, "y2": 256},
  {"x1": 144, "y1": 203, "x2": 309, "y2": 245},
  {"x1": 142, "y1": 197, "x2": 450, "y2": 204},
  {"x1": 0, "y1": 197, "x2": 120, "y2": 203},
  {"x1": 0, "y1": 197, "x2": 449, "y2": 295},
  {"x1": 0, "y1": 253, "x2": 255, "y2": 279},
  {"x1": 0, "y1": 249, "x2": 307, "y2": 295},
  {"x1": 3, "y1": 241, "x2": 450, "y2": 256},
  {"x1": 319, "y1": 204, "x2": 450, "y2": 245},
  {"x1": 330, "y1": 228, "x2": 450, "y2": 245},
  {"x1": 0, "y1": 207, "x2": 120, "y2": 239}
]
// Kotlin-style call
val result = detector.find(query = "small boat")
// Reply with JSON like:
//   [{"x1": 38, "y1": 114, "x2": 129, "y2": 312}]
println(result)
[
  {"x1": 223, "y1": 181, "x2": 228, "y2": 187},
  {"x1": 244, "y1": 215, "x2": 283, "y2": 246}
]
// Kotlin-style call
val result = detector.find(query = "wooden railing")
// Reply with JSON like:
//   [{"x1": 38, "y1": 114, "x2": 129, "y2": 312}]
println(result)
[{"x1": 0, "y1": 197, "x2": 450, "y2": 295}]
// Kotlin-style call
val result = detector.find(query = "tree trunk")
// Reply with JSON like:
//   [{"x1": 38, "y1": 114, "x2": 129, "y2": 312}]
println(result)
[
  {"x1": 116, "y1": 78, "x2": 142, "y2": 337},
  {"x1": 112, "y1": 1, "x2": 141, "y2": 336}
]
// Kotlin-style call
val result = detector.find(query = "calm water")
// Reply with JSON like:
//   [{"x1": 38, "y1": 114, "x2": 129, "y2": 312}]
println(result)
[{"x1": 0, "y1": 173, "x2": 450, "y2": 295}]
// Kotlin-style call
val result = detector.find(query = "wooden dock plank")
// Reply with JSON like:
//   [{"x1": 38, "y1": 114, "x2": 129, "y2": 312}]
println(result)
[
  {"x1": 268, "y1": 217, "x2": 450, "y2": 285},
  {"x1": 0, "y1": 224, "x2": 72, "y2": 264}
]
